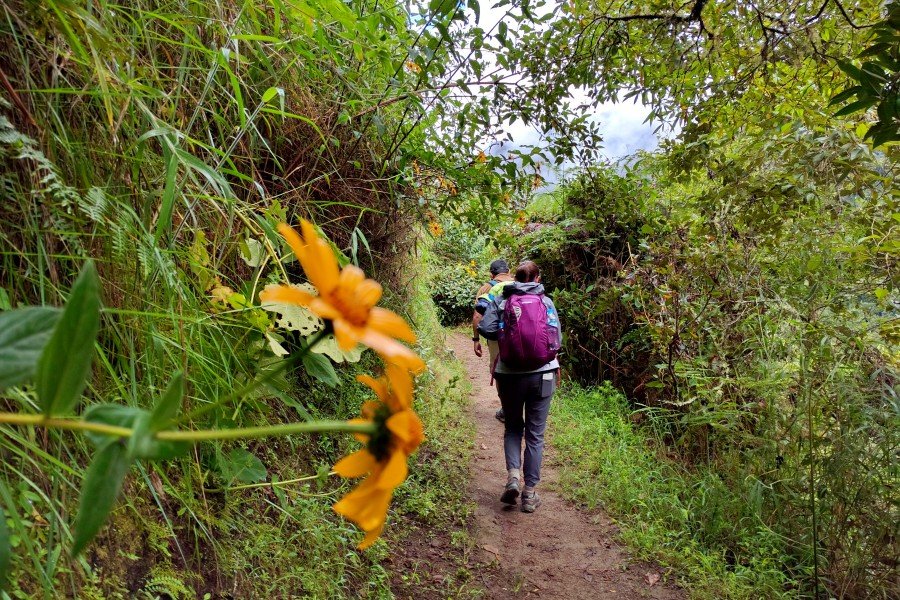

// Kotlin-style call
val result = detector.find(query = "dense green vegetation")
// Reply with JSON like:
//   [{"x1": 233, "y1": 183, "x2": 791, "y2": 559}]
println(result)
[
  {"x1": 0, "y1": 0, "x2": 485, "y2": 595},
  {"x1": 1, "y1": 0, "x2": 897, "y2": 597}
]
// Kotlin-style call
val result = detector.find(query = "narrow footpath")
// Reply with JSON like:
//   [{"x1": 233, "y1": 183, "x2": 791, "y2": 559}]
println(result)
[{"x1": 449, "y1": 332, "x2": 683, "y2": 599}]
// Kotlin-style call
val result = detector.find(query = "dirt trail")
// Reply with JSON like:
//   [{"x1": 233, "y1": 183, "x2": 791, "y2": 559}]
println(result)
[{"x1": 449, "y1": 332, "x2": 683, "y2": 599}]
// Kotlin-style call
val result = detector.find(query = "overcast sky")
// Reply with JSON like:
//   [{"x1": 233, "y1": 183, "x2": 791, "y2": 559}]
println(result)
[{"x1": 468, "y1": 0, "x2": 663, "y2": 183}]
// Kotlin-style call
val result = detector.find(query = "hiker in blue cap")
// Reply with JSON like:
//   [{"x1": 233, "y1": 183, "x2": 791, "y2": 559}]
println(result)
[
  {"x1": 471, "y1": 259, "x2": 514, "y2": 421},
  {"x1": 477, "y1": 260, "x2": 562, "y2": 513}
]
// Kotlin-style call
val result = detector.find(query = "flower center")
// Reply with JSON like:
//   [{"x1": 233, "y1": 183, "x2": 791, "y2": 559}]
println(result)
[
  {"x1": 366, "y1": 404, "x2": 394, "y2": 462},
  {"x1": 329, "y1": 288, "x2": 370, "y2": 327}
]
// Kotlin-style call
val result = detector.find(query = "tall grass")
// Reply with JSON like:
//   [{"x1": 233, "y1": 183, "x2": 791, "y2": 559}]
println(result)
[
  {"x1": 550, "y1": 382, "x2": 796, "y2": 599},
  {"x1": 0, "y1": 0, "x2": 464, "y2": 595}
]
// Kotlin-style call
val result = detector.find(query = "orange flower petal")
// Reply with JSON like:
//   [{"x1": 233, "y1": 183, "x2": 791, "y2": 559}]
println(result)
[
  {"x1": 333, "y1": 449, "x2": 377, "y2": 478},
  {"x1": 359, "y1": 401, "x2": 381, "y2": 419},
  {"x1": 259, "y1": 285, "x2": 314, "y2": 306},
  {"x1": 386, "y1": 410, "x2": 424, "y2": 452},
  {"x1": 354, "y1": 279, "x2": 383, "y2": 309},
  {"x1": 360, "y1": 330, "x2": 426, "y2": 373},
  {"x1": 333, "y1": 482, "x2": 376, "y2": 522},
  {"x1": 307, "y1": 297, "x2": 343, "y2": 321},
  {"x1": 298, "y1": 220, "x2": 340, "y2": 295},
  {"x1": 357, "y1": 521, "x2": 385, "y2": 550},
  {"x1": 337, "y1": 264, "x2": 366, "y2": 291},
  {"x1": 384, "y1": 364, "x2": 413, "y2": 409},
  {"x1": 333, "y1": 318, "x2": 362, "y2": 351},
  {"x1": 333, "y1": 478, "x2": 393, "y2": 531},
  {"x1": 356, "y1": 375, "x2": 388, "y2": 402},
  {"x1": 368, "y1": 307, "x2": 417, "y2": 343},
  {"x1": 376, "y1": 448, "x2": 409, "y2": 490},
  {"x1": 348, "y1": 416, "x2": 373, "y2": 442},
  {"x1": 277, "y1": 223, "x2": 308, "y2": 264}
]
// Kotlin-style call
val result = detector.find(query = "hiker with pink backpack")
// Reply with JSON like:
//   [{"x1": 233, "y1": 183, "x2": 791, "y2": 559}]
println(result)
[{"x1": 476, "y1": 260, "x2": 561, "y2": 513}]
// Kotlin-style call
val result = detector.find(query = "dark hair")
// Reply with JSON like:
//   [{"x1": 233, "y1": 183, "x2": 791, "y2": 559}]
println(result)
[
  {"x1": 489, "y1": 259, "x2": 509, "y2": 276},
  {"x1": 515, "y1": 260, "x2": 540, "y2": 282}
]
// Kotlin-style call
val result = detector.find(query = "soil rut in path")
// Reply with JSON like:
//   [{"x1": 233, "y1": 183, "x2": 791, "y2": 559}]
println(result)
[{"x1": 450, "y1": 333, "x2": 683, "y2": 599}]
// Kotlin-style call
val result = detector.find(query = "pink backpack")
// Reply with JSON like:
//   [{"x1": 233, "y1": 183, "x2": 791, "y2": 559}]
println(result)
[{"x1": 497, "y1": 293, "x2": 560, "y2": 371}]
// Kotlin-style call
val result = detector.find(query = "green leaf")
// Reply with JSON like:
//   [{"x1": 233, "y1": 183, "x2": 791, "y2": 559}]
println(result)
[
  {"x1": 871, "y1": 125, "x2": 898, "y2": 148},
  {"x1": 72, "y1": 443, "x2": 130, "y2": 556},
  {"x1": 837, "y1": 60, "x2": 863, "y2": 81},
  {"x1": 833, "y1": 97, "x2": 877, "y2": 117},
  {"x1": 218, "y1": 448, "x2": 266, "y2": 484},
  {"x1": 0, "y1": 506, "x2": 9, "y2": 590},
  {"x1": 154, "y1": 148, "x2": 180, "y2": 242},
  {"x1": 261, "y1": 86, "x2": 282, "y2": 104},
  {"x1": 302, "y1": 351, "x2": 341, "y2": 387},
  {"x1": 126, "y1": 412, "x2": 155, "y2": 462},
  {"x1": 84, "y1": 404, "x2": 188, "y2": 460},
  {"x1": 83, "y1": 404, "x2": 142, "y2": 450},
  {"x1": 149, "y1": 372, "x2": 184, "y2": 430},
  {"x1": 37, "y1": 261, "x2": 101, "y2": 416},
  {"x1": 0, "y1": 307, "x2": 62, "y2": 390},
  {"x1": 805, "y1": 255, "x2": 822, "y2": 272},
  {"x1": 429, "y1": 0, "x2": 456, "y2": 16},
  {"x1": 828, "y1": 86, "x2": 861, "y2": 106}
]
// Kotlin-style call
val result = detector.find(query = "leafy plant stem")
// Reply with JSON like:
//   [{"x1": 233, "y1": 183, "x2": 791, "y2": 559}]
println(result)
[
  {"x1": 177, "y1": 329, "x2": 328, "y2": 425},
  {"x1": 204, "y1": 470, "x2": 337, "y2": 493},
  {"x1": 0, "y1": 412, "x2": 375, "y2": 442}
]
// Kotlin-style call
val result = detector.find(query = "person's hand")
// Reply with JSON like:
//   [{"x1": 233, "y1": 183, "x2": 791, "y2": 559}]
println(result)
[{"x1": 473, "y1": 341, "x2": 483, "y2": 357}]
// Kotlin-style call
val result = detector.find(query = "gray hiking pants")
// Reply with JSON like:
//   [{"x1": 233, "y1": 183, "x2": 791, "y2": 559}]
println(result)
[{"x1": 496, "y1": 370, "x2": 557, "y2": 488}]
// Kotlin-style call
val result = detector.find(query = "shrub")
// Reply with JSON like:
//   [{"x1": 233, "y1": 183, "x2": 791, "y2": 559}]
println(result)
[{"x1": 430, "y1": 263, "x2": 483, "y2": 326}]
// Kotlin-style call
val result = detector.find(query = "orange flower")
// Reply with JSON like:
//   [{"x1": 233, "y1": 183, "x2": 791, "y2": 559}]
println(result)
[
  {"x1": 428, "y1": 220, "x2": 443, "y2": 237},
  {"x1": 260, "y1": 221, "x2": 425, "y2": 372},
  {"x1": 332, "y1": 365, "x2": 423, "y2": 548}
]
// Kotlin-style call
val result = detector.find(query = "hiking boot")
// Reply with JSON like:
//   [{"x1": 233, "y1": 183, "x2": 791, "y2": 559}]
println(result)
[
  {"x1": 500, "y1": 478, "x2": 520, "y2": 505},
  {"x1": 521, "y1": 490, "x2": 541, "y2": 513},
  {"x1": 494, "y1": 408, "x2": 505, "y2": 422}
]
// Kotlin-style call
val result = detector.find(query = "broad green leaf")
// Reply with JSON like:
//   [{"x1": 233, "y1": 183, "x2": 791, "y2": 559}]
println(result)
[
  {"x1": 239, "y1": 238, "x2": 265, "y2": 267},
  {"x1": 834, "y1": 97, "x2": 877, "y2": 117},
  {"x1": 84, "y1": 404, "x2": 188, "y2": 460},
  {"x1": 154, "y1": 148, "x2": 180, "y2": 242},
  {"x1": 429, "y1": 0, "x2": 456, "y2": 17},
  {"x1": 310, "y1": 334, "x2": 364, "y2": 363},
  {"x1": 261, "y1": 86, "x2": 282, "y2": 104},
  {"x1": 37, "y1": 261, "x2": 101, "y2": 416},
  {"x1": 806, "y1": 255, "x2": 822, "y2": 272},
  {"x1": 828, "y1": 86, "x2": 861, "y2": 106},
  {"x1": 302, "y1": 350, "x2": 341, "y2": 387},
  {"x1": 149, "y1": 372, "x2": 184, "y2": 430},
  {"x1": 265, "y1": 332, "x2": 289, "y2": 357},
  {"x1": 72, "y1": 443, "x2": 129, "y2": 556},
  {"x1": 83, "y1": 404, "x2": 143, "y2": 450},
  {"x1": 261, "y1": 283, "x2": 323, "y2": 335},
  {"x1": 218, "y1": 448, "x2": 266, "y2": 484},
  {"x1": 0, "y1": 307, "x2": 61, "y2": 390},
  {"x1": 126, "y1": 413, "x2": 154, "y2": 462}
]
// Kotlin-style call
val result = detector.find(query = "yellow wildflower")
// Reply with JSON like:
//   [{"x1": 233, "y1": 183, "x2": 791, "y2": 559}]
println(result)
[
  {"x1": 332, "y1": 365, "x2": 423, "y2": 548},
  {"x1": 260, "y1": 221, "x2": 425, "y2": 373},
  {"x1": 428, "y1": 221, "x2": 443, "y2": 237}
]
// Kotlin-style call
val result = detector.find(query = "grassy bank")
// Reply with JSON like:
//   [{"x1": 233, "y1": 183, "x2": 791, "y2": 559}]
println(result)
[
  {"x1": 387, "y1": 260, "x2": 480, "y2": 599},
  {"x1": 550, "y1": 382, "x2": 798, "y2": 600}
]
